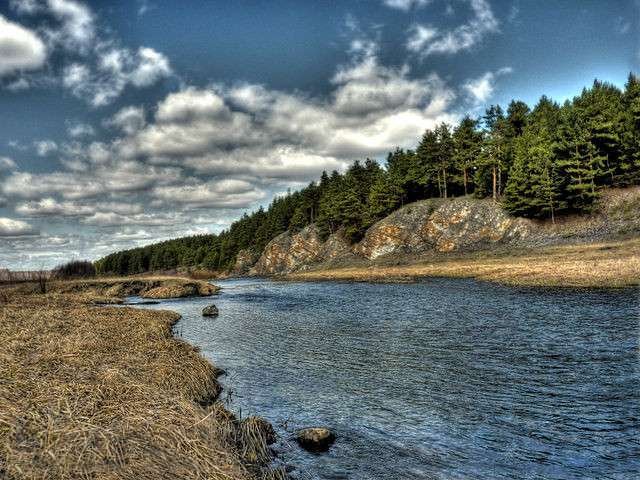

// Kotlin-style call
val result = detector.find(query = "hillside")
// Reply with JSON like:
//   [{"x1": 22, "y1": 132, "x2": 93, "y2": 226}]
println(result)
[
  {"x1": 95, "y1": 76, "x2": 640, "y2": 277},
  {"x1": 239, "y1": 187, "x2": 640, "y2": 277}
]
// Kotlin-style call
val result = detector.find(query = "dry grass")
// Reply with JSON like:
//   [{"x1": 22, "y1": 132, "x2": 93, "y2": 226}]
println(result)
[
  {"x1": 0, "y1": 290, "x2": 282, "y2": 480},
  {"x1": 287, "y1": 237, "x2": 640, "y2": 288},
  {"x1": 8, "y1": 276, "x2": 221, "y2": 301}
]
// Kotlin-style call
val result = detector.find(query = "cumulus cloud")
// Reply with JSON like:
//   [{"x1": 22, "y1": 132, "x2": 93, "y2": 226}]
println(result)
[
  {"x1": 105, "y1": 106, "x2": 146, "y2": 135},
  {"x1": 383, "y1": 0, "x2": 430, "y2": 11},
  {"x1": 67, "y1": 122, "x2": 95, "y2": 138},
  {"x1": 45, "y1": 0, "x2": 95, "y2": 52},
  {"x1": 0, "y1": 157, "x2": 18, "y2": 171},
  {"x1": 62, "y1": 46, "x2": 172, "y2": 107},
  {"x1": 34, "y1": 140, "x2": 58, "y2": 156},
  {"x1": 0, "y1": 217, "x2": 36, "y2": 236},
  {"x1": 1, "y1": 160, "x2": 181, "y2": 200},
  {"x1": 407, "y1": 0, "x2": 498, "y2": 56},
  {"x1": 15, "y1": 197, "x2": 142, "y2": 217},
  {"x1": 0, "y1": 15, "x2": 47, "y2": 76},
  {"x1": 120, "y1": 45, "x2": 456, "y2": 178},
  {"x1": 463, "y1": 67, "x2": 512, "y2": 105},
  {"x1": 152, "y1": 179, "x2": 266, "y2": 208},
  {"x1": 7, "y1": 0, "x2": 172, "y2": 106}
]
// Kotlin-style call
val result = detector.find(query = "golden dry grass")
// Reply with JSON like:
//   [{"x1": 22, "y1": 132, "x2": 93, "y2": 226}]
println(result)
[
  {"x1": 288, "y1": 238, "x2": 640, "y2": 288},
  {"x1": 10, "y1": 276, "x2": 221, "y2": 300},
  {"x1": 0, "y1": 291, "x2": 284, "y2": 480}
]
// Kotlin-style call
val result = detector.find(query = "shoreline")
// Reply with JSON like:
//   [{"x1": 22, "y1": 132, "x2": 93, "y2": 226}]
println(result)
[
  {"x1": 0, "y1": 280, "x2": 285, "y2": 479},
  {"x1": 282, "y1": 237, "x2": 640, "y2": 289}
]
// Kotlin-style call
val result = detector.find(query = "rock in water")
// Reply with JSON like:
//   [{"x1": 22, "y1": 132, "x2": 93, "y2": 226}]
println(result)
[
  {"x1": 296, "y1": 427, "x2": 336, "y2": 452},
  {"x1": 202, "y1": 305, "x2": 219, "y2": 317}
]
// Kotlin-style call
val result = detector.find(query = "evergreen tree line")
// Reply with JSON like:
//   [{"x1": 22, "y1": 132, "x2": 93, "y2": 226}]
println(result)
[{"x1": 95, "y1": 75, "x2": 640, "y2": 275}]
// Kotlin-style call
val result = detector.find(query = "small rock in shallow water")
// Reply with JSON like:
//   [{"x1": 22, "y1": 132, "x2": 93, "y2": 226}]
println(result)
[
  {"x1": 296, "y1": 427, "x2": 335, "y2": 452},
  {"x1": 202, "y1": 305, "x2": 219, "y2": 316}
]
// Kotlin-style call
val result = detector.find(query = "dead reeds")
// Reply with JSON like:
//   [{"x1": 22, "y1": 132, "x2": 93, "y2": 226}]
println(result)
[{"x1": 0, "y1": 290, "x2": 280, "y2": 479}]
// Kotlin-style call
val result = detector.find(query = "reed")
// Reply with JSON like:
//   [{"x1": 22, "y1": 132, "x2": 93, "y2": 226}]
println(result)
[{"x1": 0, "y1": 288, "x2": 280, "y2": 479}]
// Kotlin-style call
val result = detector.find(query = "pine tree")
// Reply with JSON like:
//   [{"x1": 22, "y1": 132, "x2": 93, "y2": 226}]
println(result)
[
  {"x1": 434, "y1": 123, "x2": 455, "y2": 198},
  {"x1": 504, "y1": 97, "x2": 566, "y2": 221},
  {"x1": 620, "y1": 73, "x2": 640, "y2": 185},
  {"x1": 367, "y1": 171, "x2": 403, "y2": 223},
  {"x1": 453, "y1": 116, "x2": 482, "y2": 195},
  {"x1": 476, "y1": 105, "x2": 509, "y2": 199},
  {"x1": 555, "y1": 102, "x2": 600, "y2": 211}
]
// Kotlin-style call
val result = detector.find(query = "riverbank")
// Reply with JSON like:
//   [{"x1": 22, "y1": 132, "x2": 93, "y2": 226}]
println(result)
[
  {"x1": 285, "y1": 237, "x2": 640, "y2": 288},
  {"x1": 0, "y1": 285, "x2": 284, "y2": 479}
]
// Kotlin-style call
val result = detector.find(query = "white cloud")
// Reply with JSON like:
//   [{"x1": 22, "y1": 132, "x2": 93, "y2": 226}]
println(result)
[
  {"x1": 45, "y1": 0, "x2": 95, "y2": 52},
  {"x1": 67, "y1": 122, "x2": 95, "y2": 138},
  {"x1": 9, "y1": 0, "x2": 41, "y2": 14},
  {"x1": 0, "y1": 157, "x2": 18, "y2": 171},
  {"x1": 105, "y1": 106, "x2": 146, "y2": 135},
  {"x1": 129, "y1": 47, "x2": 171, "y2": 86},
  {"x1": 62, "y1": 46, "x2": 172, "y2": 106},
  {"x1": 152, "y1": 179, "x2": 266, "y2": 208},
  {"x1": 383, "y1": 0, "x2": 430, "y2": 11},
  {"x1": 0, "y1": 15, "x2": 47, "y2": 76},
  {"x1": 156, "y1": 87, "x2": 228, "y2": 123},
  {"x1": 463, "y1": 67, "x2": 512, "y2": 105},
  {"x1": 81, "y1": 211, "x2": 178, "y2": 226},
  {"x1": 0, "y1": 217, "x2": 36, "y2": 236},
  {"x1": 406, "y1": 25, "x2": 438, "y2": 52},
  {"x1": 7, "y1": 1, "x2": 172, "y2": 105},
  {"x1": 16, "y1": 197, "x2": 94, "y2": 216},
  {"x1": 34, "y1": 140, "x2": 58, "y2": 156},
  {"x1": 406, "y1": 0, "x2": 498, "y2": 56}
]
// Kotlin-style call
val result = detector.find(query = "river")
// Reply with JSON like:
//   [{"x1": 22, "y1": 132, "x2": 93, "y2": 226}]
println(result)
[{"x1": 131, "y1": 278, "x2": 639, "y2": 479}]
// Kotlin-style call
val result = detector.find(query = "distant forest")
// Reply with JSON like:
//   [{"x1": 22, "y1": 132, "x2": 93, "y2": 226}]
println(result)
[{"x1": 95, "y1": 75, "x2": 640, "y2": 275}]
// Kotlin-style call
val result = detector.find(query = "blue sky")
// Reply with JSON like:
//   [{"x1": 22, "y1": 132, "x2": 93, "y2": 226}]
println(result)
[{"x1": 0, "y1": 0, "x2": 637, "y2": 268}]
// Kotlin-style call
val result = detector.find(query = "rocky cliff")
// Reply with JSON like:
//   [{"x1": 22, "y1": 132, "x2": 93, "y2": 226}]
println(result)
[
  {"x1": 243, "y1": 188, "x2": 640, "y2": 275},
  {"x1": 250, "y1": 225, "x2": 324, "y2": 275}
]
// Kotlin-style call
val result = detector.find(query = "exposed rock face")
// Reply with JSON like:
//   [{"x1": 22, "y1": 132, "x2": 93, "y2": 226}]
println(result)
[
  {"x1": 318, "y1": 229, "x2": 355, "y2": 262},
  {"x1": 296, "y1": 427, "x2": 336, "y2": 453},
  {"x1": 247, "y1": 191, "x2": 640, "y2": 274},
  {"x1": 251, "y1": 224, "x2": 323, "y2": 275},
  {"x1": 357, "y1": 198, "x2": 532, "y2": 259},
  {"x1": 202, "y1": 304, "x2": 219, "y2": 317},
  {"x1": 232, "y1": 249, "x2": 259, "y2": 274}
]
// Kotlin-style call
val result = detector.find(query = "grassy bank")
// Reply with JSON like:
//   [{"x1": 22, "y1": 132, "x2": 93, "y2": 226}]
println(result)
[
  {"x1": 0, "y1": 287, "x2": 284, "y2": 479},
  {"x1": 9, "y1": 276, "x2": 220, "y2": 302},
  {"x1": 286, "y1": 237, "x2": 640, "y2": 288}
]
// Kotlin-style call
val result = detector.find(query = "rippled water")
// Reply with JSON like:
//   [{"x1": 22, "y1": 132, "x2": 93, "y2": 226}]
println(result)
[{"x1": 132, "y1": 278, "x2": 640, "y2": 479}]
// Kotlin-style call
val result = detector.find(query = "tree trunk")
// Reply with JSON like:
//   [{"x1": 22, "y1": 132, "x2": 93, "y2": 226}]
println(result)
[
  {"x1": 442, "y1": 166, "x2": 448, "y2": 199},
  {"x1": 463, "y1": 168, "x2": 468, "y2": 195},
  {"x1": 492, "y1": 165, "x2": 497, "y2": 200}
]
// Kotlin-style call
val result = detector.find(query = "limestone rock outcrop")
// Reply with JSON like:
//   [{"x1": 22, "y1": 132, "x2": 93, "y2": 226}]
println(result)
[
  {"x1": 232, "y1": 249, "x2": 259, "y2": 274},
  {"x1": 250, "y1": 224, "x2": 323, "y2": 275},
  {"x1": 356, "y1": 198, "x2": 532, "y2": 259}
]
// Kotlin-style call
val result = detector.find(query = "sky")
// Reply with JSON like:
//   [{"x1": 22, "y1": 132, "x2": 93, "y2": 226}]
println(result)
[{"x1": 0, "y1": 0, "x2": 638, "y2": 269}]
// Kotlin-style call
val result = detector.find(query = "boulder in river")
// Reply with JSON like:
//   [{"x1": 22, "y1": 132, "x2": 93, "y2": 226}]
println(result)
[
  {"x1": 202, "y1": 304, "x2": 219, "y2": 317},
  {"x1": 296, "y1": 427, "x2": 335, "y2": 452}
]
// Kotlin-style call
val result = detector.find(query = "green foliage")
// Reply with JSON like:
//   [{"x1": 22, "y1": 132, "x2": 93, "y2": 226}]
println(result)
[{"x1": 96, "y1": 75, "x2": 640, "y2": 274}]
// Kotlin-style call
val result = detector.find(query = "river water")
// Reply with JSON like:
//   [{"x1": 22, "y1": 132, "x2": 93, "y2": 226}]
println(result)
[{"x1": 131, "y1": 278, "x2": 639, "y2": 479}]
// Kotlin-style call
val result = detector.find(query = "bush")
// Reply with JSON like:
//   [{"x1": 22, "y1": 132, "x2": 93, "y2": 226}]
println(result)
[{"x1": 53, "y1": 260, "x2": 96, "y2": 279}]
